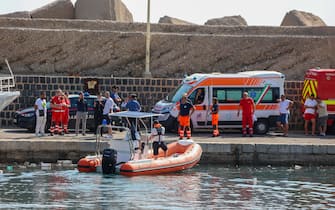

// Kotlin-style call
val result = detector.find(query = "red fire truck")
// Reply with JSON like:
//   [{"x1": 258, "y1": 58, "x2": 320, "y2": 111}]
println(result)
[{"x1": 302, "y1": 69, "x2": 335, "y2": 133}]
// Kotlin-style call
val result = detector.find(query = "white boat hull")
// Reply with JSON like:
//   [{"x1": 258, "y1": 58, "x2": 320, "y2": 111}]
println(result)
[{"x1": 0, "y1": 91, "x2": 20, "y2": 111}]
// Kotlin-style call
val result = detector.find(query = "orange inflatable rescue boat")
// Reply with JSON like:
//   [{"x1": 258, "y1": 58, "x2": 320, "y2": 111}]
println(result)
[
  {"x1": 77, "y1": 111, "x2": 202, "y2": 176},
  {"x1": 120, "y1": 140, "x2": 202, "y2": 176}
]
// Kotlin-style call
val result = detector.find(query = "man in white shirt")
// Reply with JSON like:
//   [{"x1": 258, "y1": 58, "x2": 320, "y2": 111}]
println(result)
[
  {"x1": 304, "y1": 94, "x2": 318, "y2": 135},
  {"x1": 276, "y1": 95, "x2": 293, "y2": 137},
  {"x1": 34, "y1": 91, "x2": 47, "y2": 137},
  {"x1": 316, "y1": 98, "x2": 328, "y2": 136},
  {"x1": 103, "y1": 91, "x2": 115, "y2": 137}
]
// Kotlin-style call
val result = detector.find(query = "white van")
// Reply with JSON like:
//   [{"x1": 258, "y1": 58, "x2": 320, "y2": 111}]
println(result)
[{"x1": 152, "y1": 71, "x2": 285, "y2": 134}]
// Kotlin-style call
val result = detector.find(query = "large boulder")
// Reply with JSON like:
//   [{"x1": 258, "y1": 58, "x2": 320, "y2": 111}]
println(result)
[
  {"x1": 75, "y1": 0, "x2": 133, "y2": 22},
  {"x1": 158, "y1": 16, "x2": 195, "y2": 25},
  {"x1": 281, "y1": 10, "x2": 326, "y2": 26},
  {"x1": 31, "y1": 0, "x2": 74, "y2": 19},
  {"x1": 205, "y1": 15, "x2": 247, "y2": 26},
  {"x1": 0, "y1": 11, "x2": 31, "y2": 18}
]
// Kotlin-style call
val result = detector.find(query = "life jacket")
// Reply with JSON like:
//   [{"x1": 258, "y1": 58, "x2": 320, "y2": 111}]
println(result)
[{"x1": 154, "y1": 124, "x2": 163, "y2": 142}]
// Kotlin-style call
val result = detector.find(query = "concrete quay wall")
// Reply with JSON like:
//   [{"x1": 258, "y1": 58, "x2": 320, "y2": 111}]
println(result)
[
  {"x1": 1, "y1": 139, "x2": 335, "y2": 166},
  {"x1": 201, "y1": 143, "x2": 335, "y2": 166},
  {"x1": 0, "y1": 140, "x2": 110, "y2": 164}
]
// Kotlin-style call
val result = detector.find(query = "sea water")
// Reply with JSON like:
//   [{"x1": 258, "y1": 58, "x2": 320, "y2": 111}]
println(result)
[{"x1": 0, "y1": 165, "x2": 335, "y2": 209}]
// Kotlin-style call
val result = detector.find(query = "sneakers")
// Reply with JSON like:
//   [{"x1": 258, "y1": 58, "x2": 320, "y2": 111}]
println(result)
[{"x1": 105, "y1": 134, "x2": 113, "y2": 138}]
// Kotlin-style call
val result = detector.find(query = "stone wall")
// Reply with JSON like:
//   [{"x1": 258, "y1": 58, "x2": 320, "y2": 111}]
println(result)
[
  {"x1": 0, "y1": 18, "x2": 334, "y2": 80},
  {"x1": 0, "y1": 75, "x2": 304, "y2": 130}
]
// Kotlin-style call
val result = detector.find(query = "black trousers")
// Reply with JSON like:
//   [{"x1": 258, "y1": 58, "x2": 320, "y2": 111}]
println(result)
[
  {"x1": 153, "y1": 141, "x2": 167, "y2": 156},
  {"x1": 94, "y1": 114, "x2": 103, "y2": 135}
]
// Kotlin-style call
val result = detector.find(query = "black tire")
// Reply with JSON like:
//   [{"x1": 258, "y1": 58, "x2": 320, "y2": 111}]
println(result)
[{"x1": 254, "y1": 119, "x2": 269, "y2": 135}]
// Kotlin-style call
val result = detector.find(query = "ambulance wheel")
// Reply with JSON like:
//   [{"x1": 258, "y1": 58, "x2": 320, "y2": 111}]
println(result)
[{"x1": 254, "y1": 119, "x2": 269, "y2": 135}]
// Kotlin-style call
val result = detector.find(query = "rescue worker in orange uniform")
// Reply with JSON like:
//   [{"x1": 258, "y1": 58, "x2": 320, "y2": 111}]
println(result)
[
  {"x1": 177, "y1": 94, "x2": 195, "y2": 139},
  {"x1": 211, "y1": 97, "x2": 220, "y2": 137},
  {"x1": 237, "y1": 92, "x2": 255, "y2": 137},
  {"x1": 62, "y1": 91, "x2": 71, "y2": 134},
  {"x1": 50, "y1": 89, "x2": 66, "y2": 136}
]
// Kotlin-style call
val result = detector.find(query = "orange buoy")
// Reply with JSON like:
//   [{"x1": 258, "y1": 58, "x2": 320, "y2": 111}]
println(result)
[{"x1": 77, "y1": 156, "x2": 101, "y2": 173}]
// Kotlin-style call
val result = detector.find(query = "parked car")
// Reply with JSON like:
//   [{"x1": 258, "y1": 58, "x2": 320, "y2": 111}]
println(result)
[{"x1": 13, "y1": 94, "x2": 121, "y2": 132}]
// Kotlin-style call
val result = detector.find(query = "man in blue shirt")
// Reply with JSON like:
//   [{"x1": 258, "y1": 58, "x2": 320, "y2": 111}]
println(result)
[
  {"x1": 75, "y1": 92, "x2": 88, "y2": 136},
  {"x1": 125, "y1": 94, "x2": 141, "y2": 140},
  {"x1": 126, "y1": 94, "x2": 141, "y2": 111},
  {"x1": 111, "y1": 86, "x2": 122, "y2": 107}
]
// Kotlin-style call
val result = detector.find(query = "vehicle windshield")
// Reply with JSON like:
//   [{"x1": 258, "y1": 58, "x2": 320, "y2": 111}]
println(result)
[{"x1": 165, "y1": 83, "x2": 192, "y2": 103}]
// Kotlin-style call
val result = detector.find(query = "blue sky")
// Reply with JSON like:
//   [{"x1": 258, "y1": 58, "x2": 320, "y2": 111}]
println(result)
[{"x1": 1, "y1": 0, "x2": 334, "y2": 26}]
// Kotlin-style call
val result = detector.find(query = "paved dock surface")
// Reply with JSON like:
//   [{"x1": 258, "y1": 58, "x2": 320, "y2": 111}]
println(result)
[{"x1": 0, "y1": 128, "x2": 334, "y2": 165}]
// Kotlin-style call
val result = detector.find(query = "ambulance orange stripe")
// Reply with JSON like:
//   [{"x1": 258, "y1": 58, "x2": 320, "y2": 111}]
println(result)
[
  {"x1": 198, "y1": 78, "x2": 264, "y2": 86},
  {"x1": 194, "y1": 104, "x2": 279, "y2": 111}
]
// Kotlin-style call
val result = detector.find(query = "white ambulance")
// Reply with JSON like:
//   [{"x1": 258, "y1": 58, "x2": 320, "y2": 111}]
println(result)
[{"x1": 152, "y1": 71, "x2": 285, "y2": 134}]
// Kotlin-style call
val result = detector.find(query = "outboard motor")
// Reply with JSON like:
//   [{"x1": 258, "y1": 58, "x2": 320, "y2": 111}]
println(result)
[{"x1": 102, "y1": 148, "x2": 117, "y2": 174}]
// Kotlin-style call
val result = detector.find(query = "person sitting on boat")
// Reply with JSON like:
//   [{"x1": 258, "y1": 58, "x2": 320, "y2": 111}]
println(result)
[{"x1": 150, "y1": 120, "x2": 167, "y2": 159}]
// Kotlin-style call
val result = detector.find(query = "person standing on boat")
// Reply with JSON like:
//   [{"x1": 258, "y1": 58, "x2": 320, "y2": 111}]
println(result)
[
  {"x1": 103, "y1": 91, "x2": 115, "y2": 137},
  {"x1": 34, "y1": 91, "x2": 47, "y2": 137},
  {"x1": 50, "y1": 89, "x2": 66, "y2": 136},
  {"x1": 149, "y1": 120, "x2": 168, "y2": 158},
  {"x1": 62, "y1": 91, "x2": 71, "y2": 134},
  {"x1": 94, "y1": 92, "x2": 105, "y2": 135},
  {"x1": 177, "y1": 94, "x2": 195, "y2": 140},
  {"x1": 125, "y1": 94, "x2": 142, "y2": 140},
  {"x1": 237, "y1": 92, "x2": 255, "y2": 137},
  {"x1": 211, "y1": 97, "x2": 220, "y2": 137},
  {"x1": 75, "y1": 92, "x2": 88, "y2": 136}
]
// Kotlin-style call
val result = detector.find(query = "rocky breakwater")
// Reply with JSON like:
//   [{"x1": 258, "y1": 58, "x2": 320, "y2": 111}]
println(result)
[{"x1": 0, "y1": 18, "x2": 334, "y2": 79}]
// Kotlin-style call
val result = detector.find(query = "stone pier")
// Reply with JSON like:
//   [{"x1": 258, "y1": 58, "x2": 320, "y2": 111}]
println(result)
[{"x1": 0, "y1": 129, "x2": 334, "y2": 166}]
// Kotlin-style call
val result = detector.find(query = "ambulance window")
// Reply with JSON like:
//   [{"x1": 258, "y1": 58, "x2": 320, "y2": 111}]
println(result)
[
  {"x1": 189, "y1": 88, "x2": 205, "y2": 104},
  {"x1": 213, "y1": 88, "x2": 241, "y2": 103},
  {"x1": 226, "y1": 89, "x2": 242, "y2": 102},
  {"x1": 166, "y1": 84, "x2": 192, "y2": 103},
  {"x1": 244, "y1": 87, "x2": 279, "y2": 103},
  {"x1": 262, "y1": 91, "x2": 273, "y2": 101},
  {"x1": 195, "y1": 88, "x2": 205, "y2": 104},
  {"x1": 215, "y1": 89, "x2": 226, "y2": 103}
]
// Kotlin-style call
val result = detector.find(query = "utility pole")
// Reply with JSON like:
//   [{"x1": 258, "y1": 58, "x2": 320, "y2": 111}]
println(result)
[{"x1": 143, "y1": 0, "x2": 152, "y2": 78}]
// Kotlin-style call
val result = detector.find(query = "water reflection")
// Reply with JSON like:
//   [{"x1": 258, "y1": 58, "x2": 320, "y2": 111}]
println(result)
[{"x1": 0, "y1": 165, "x2": 335, "y2": 209}]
